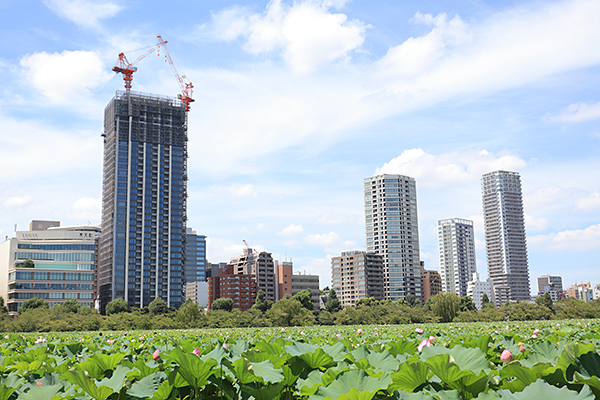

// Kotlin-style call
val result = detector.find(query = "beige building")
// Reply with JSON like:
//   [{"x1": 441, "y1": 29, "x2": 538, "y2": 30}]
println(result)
[
  {"x1": 420, "y1": 262, "x2": 442, "y2": 304},
  {"x1": 230, "y1": 248, "x2": 276, "y2": 302},
  {"x1": 184, "y1": 280, "x2": 208, "y2": 307},
  {"x1": 0, "y1": 221, "x2": 100, "y2": 313},
  {"x1": 331, "y1": 251, "x2": 384, "y2": 307}
]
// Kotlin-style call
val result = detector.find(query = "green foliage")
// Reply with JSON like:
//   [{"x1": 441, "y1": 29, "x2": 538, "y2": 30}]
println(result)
[
  {"x1": 105, "y1": 297, "x2": 128, "y2": 315},
  {"x1": 15, "y1": 259, "x2": 34, "y2": 268},
  {"x1": 211, "y1": 297, "x2": 234, "y2": 312},
  {"x1": 176, "y1": 299, "x2": 206, "y2": 327},
  {"x1": 20, "y1": 297, "x2": 49, "y2": 312},
  {"x1": 481, "y1": 293, "x2": 490, "y2": 306},
  {"x1": 148, "y1": 297, "x2": 169, "y2": 316},
  {"x1": 0, "y1": 296, "x2": 9, "y2": 317},
  {"x1": 61, "y1": 298, "x2": 80, "y2": 313},
  {"x1": 459, "y1": 296, "x2": 477, "y2": 312},
  {"x1": 293, "y1": 289, "x2": 314, "y2": 311},
  {"x1": 253, "y1": 289, "x2": 270, "y2": 313},
  {"x1": 326, "y1": 288, "x2": 342, "y2": 313},
  {"x1": 265, "y1": 297, "x2": 316, "y2": 326},
  {"x1": 431, "y1": 293, "x2": 460, "y2": 323}
]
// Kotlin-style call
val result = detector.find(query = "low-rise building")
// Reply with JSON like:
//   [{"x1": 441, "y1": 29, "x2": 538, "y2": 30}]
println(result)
[
  {"x1": 185, "y1": 280, "x2": 208, "y2": 307},
  {"x1": 537, "y1": 275, "x2": 563, "y2": 301},
  {"x1": 230, "y1": 248, "x2": 276, "y2": 302},
  {"x1": 0, "y1": 221, "x2": 100, "y2": 314},
  {"x1": 207, "y1": 264, "x2": 256, "y2": 311},
  {"x1": 291, "y1": 272, "x2": 320, "y2": 311},
  {"x1": 467, "y1": 272, "x2": 495, "y2": 310},
  {"x1": 331, "y1": 251, "x2": 384, "y2": 307},
  {"x1": 420, "y1": 262, "x2": 442, "y2": 304}
]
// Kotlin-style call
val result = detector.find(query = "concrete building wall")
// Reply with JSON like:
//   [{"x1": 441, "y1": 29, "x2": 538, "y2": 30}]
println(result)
[
  {"x1": 482, "y1": 170, "x2": 530, "y2": 303},
  {"x1": 230, "y1": 249, "x2": 276, "y2": 302},
  {"x1": 291, "y1": 273, "x2": 320, "y2": 311},
  {"x1": 331, "y1": 251, "x2": 384, "y2": 307},
  {"x1": 420, "y1": 262, "x2": 442, "y2": 304},
  {"x1": 438, "y1": 218, "x2": 476, "y2": 297},
  {"x1": 364, "y1": 174, "x2": 421, "y2": 302},
  {"x1": 207, "y1": 264, "x2": 256, "y2": 311},
  {"x1": 467, "y1": 272, "x2": 495, "y2": 310},
  {"x1": 276, "y1": 261, "x2": 293, "y2": 300}
]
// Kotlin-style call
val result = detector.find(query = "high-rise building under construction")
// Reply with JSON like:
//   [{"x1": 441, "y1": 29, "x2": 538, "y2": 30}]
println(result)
[{"x1": 98, "y1": 90, "x2": 188, "y2": 312}]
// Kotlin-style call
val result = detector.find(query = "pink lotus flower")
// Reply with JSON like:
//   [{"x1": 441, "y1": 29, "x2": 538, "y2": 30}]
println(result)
[
  {"x1": 374, "y1": 332, "x2": 379, "y2": 337},
  {"x1": 192, "y1": 348, "x2": 200, "y2": 356},
  {"x1": 107, "y1": 339, "x2": 114, "y2": 344},
  {"x1": 152, "y1": 349, "x2": 160, "y2": 360},
  {"x1": 532, "y1": 334, "x2": 538, "y2": 339},
  {"x1": 223, "y1": 343, "x2": 228, "y2": 350},
  {"x1": 501, "y1": 349, "x2": 513, "y2": 363},
  {"x1": 520, "y1": 344, "x2": 526, "y2": 353},
  {"x1": 357, "y1": 329, "x2": 363, "y2": 334},
  {"x1": 336, "y1": 333, "x2": 341, "y2": 338},
  {"x1": 281, "y1": 328, "x2": 285, "y2": 332},
  {"x1": 418, "y1": 339, "x2": 432, "y2": 352},
  {"x1": 533, "y1": 328, "x2": 540, "y2": 335},
  {"x1": 415, "y1": 328, "x2": 423, "y2": 334},
  {"x1": 139, "y1": 336, "x2": 144, "y2": 341},
  {"x1": 429, "y1": 336, "x2": 435, "y2": 342}
]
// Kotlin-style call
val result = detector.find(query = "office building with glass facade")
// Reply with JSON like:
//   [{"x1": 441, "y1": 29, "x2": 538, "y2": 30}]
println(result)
[
  {"x1": 185, "y1": 228, "x2": 206, "y2": 284},
  {"x1": 99, "y1": 90, "x2": 188, "y2": 312},
  {"x1": 0, "y1": 222, "x2": 100, "y2": 313}
]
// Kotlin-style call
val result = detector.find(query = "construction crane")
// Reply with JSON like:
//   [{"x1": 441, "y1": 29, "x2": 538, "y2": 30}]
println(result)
[
  {"x1": 112, "y1": 35, "x2": 195, "y2": 112},
  {"x1": 112, "y1": 43, "x2": 161, "y2": 91},
  {"x1": 155, "y1": 35, "x2": 195, "y2": 112}
]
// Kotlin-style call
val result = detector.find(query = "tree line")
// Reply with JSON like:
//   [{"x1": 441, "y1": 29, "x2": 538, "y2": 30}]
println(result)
[{"x1": 0, "y1": 289, "x2": 598, "y2": 332}]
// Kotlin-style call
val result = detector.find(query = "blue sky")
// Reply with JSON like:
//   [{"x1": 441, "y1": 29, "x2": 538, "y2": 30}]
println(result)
[{"x1": 1, "y1": 0, "x2": 599, "y2": 293}]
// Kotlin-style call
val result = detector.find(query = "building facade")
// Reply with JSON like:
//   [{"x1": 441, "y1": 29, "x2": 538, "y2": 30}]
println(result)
[
  {"x1": 467, "y1": 272, "x2": 495, "y2": 310},
  {"x1": 364, "y1": 174, "x2": 421, "y2": 302},
  {"x1": 0, "y1": 222, "x2": 100, "y2": 313},
  {"x1": 291, "y1": 272, "x2": 320, "y2": 311},
  {"x1": 99, "y1": 91, "x2": 188, "y2": 312},
  {"x1": 438, "y1": 218, "x2": 477, "y2": 297},
  {"x1": 207, "y1": 264, "x2": 256, "y2": 311},
  {"x1": 420, "y1": 262, "x2": 442, "y2": 304},
  {"x1": 482, "y1": 170, "x2": 530, "y2": 304},
  {"x1": 276, "y1": 261, "x2": 293, "y2": 300},
  {"x1": 331, "y1": 251, "x2": 384, "y2": 307},
  {"x1": 185, "y1": 228, "x2": 206, "y2": 285},
  {"x1": 184, "y1": 280, "x2": 208, "y2": 307},
  {"x1": 229, "y1": 248, "x2": 276, "y2": 302},
  {"x1": 537, "y1": 275, "x2": 563, "y2": 301}
]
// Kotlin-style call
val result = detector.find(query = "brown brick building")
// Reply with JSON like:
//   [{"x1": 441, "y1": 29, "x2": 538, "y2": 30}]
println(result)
[
  {"x1": 207, "y1": 264, "x2": 257, "y2": 311},
  {"x1": 420, "y1": 262, "x2": 442, "y2": 304}
]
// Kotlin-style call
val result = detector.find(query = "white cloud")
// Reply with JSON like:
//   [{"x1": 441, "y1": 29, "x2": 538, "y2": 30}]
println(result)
[
  {"x1": 205, "y1": 237, "x2": 266, "y2": 263},
  {"x1": 314, "y1": 212, "x2": 358, "y2": 225},
  {"x1": 206, "y1": 0, "x2": 368, "y2": 73},
  {"x1": 305, "y1": 231, "x2": 356, "y2": 254},
  {"x1": 529, "y1": 224, "x2": 600, "y2": 251},
  {"x1": 376, "y1": 148, "x2": 526, "y2": 188},
  {"x1": 43, "y1": 0, "x2": 121, "y2": 28},
  {"x1": 68, "y1": 196, "x2": 101, "y2": 221},
  {"x1": 548, "y1": 101, "x2": 600, "y2": 123},
  {"x1": 297, "y1": 254, "x2": 333, "y2": 287},
  {"x1": 3, "y1": 194, "x2": 32, "y2": 208},
  {"x1": 524, "y1": 213, "x2": 548, "y2": 232},
  {"x1": 20, "y1": 50, "x2": 112, "y2": 105},
  {"x1": 228, "y1": 183, "x2": 258, "y2": 197},
  {"x1": 575, "y1": 192, "x2": 600, "y2": 211},
  {"x1": 377, "y1": 12, "x2": 470, "y2": 76},
  {"x1": 278, "y1": 223, "x2": 304, "y2": 236}
]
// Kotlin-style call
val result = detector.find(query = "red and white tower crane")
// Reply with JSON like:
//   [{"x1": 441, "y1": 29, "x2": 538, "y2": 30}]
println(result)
[{"x1": 112, "y1": 35, "x2": 195, "y2": 112}]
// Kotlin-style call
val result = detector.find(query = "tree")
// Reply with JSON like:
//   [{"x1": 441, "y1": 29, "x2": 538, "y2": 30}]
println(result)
[
  {"x1": 20, "y1": 297, "x2": 49, "y2": 312},
  {"x1": 481, "y1": 293, "x2": 490, "y2": 307},
  {"x1": 356, "y1": 297, "x2": 380, "y2": 308},
  {"x1": 105, "y1": 298, "x2": 128, "y2": 315},
  {"x1": 459, "y1": 296, "x2": 477, "y2": 312},
  {"x1": 176, "y1": 299, "x2": 205, "y2": 327},
  {"x1": 431, "y1": 292, "x2": 460, "y2": 323},
  {"x1": 253, "y1": 290, "x2": 269, "y2": 313},
  {"x1": 15, "y1": 259, "x2": 35, "y2": 268},
  {"x1": 149, "y1": 297, "x2": 168, "y2": 316},
  {"x1": 62, "y1": 298, "x2": 80, "y2": 313},
  {"x1": 265, "y1": 298, "x2": 316, "y2": 327},
  {"x1": 542, "y1": 292, "x2": 554, "y2": 311},
  {"x1": 293, "y1": 289, "x2": 314, "y2": 311},
  {"x1": 0, "y1": 296, "x2": 9, "y2": 317},
  {"x1": 405, "y1": 294, "x2": 419, "y2": 308},
  {"x1": 211, "y1": 298, "x2": 233, "y2": 312},
  {"x1": 326, "y1": 288, "x2": 342, "y2": 313}
]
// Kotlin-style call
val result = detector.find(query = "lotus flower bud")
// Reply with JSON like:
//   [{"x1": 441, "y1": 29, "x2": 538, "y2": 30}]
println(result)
[
  {"x1": 152, "y1": 349, "x2": 160, "y2": 360},
  {"x1": 519, "y1": 344, "x2": 526, "y2": 353},
  {"x1": 501, "y1": 349, "x2": 513, "y2": 363},
  {"x1": 192, "y1": 348, "x2": 200, "y2": 356}
]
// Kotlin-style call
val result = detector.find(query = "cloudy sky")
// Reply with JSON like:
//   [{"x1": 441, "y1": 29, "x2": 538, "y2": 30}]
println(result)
[{"x1": 1, "y1": 0, "x2": 599, "y2": 293}]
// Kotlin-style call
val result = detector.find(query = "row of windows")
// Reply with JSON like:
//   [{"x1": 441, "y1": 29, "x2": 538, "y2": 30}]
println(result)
[
  {"x1": 18, "y1": 243, "x2": 95, "y2": 251},
  {"x1": 9, "y1": 271, "x2": 94, "y2": 281},
  {"x1": 16, "y1": 252, "x2": 94, "y2": 262},
  {"x1": 8, "y1": 292, "x2": 94, "y2": 300},
  {"x1": 10, "y1": 283, "x2": 93, "y2": 291}
]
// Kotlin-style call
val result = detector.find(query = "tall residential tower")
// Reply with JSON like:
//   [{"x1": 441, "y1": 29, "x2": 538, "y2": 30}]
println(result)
[
  {"x1": 99, "y1": 91, "x2": 188, "y2": 312},
  {"x1": 481, "y1": 170, "x2": 530, "y2": 303},
  {"x1": 364, "y1": 174, "x2": 421, "y2": 302},
  {"x1": 438, "y1": 218, "x2": 477, "y2": 297}
]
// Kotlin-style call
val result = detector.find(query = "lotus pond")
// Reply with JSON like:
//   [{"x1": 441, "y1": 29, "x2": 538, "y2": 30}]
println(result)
[{"x1": 2, "y1": 319, "x2": 600, "y2": 399}]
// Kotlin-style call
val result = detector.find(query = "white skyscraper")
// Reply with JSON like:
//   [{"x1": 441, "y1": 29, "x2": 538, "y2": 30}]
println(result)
[
  {"x1": 364, "y1": 174, "x2": 421, "y2": 302},
  {"x1": 438, "y1": 218, "x2": 477, "y2": 297},
  {"x1": 482, "y1": 170, "x2": 530, "y2": 303}
]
